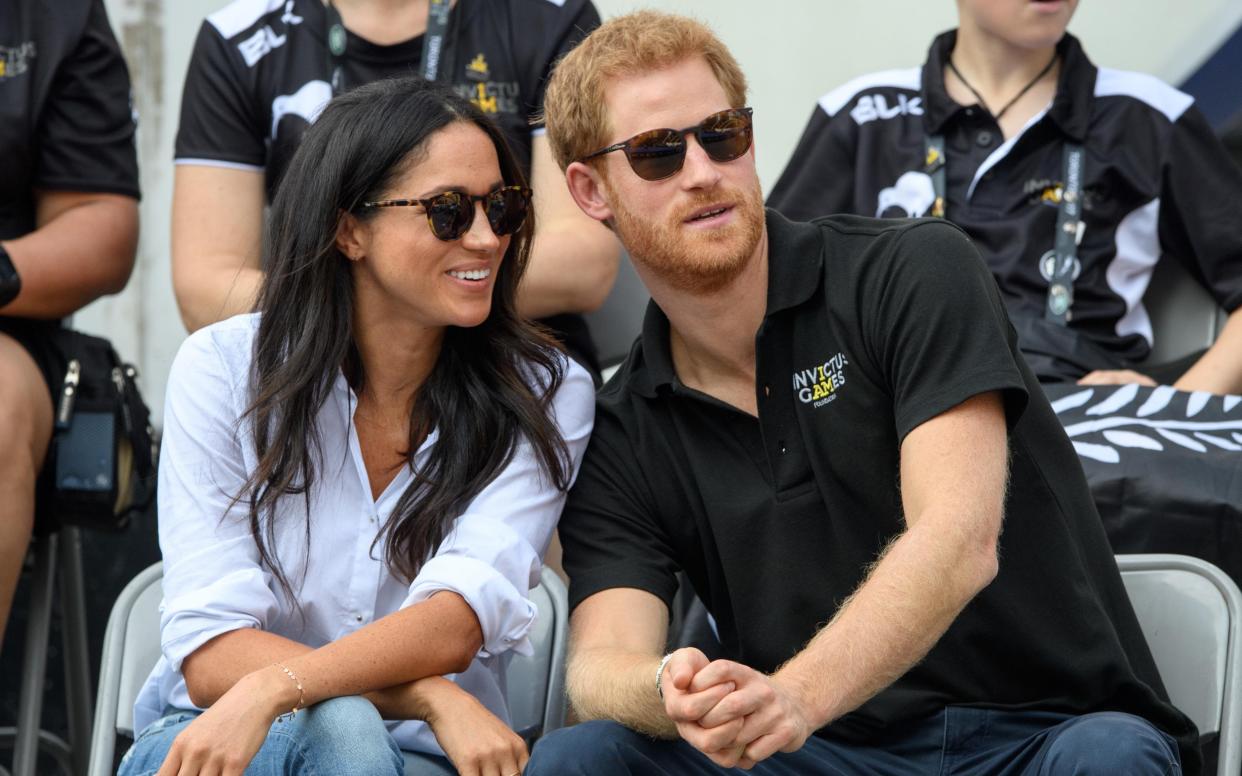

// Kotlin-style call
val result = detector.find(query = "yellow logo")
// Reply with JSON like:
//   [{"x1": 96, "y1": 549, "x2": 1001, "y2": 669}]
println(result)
[
  {"x1": 467, "y1": 53, "x2": 489, "y2": 79},
  {"x1": 472, "y1": 82, "x2": 498, "y2": 114},
  {"x1": 1040, "y1": 185, "x2": 1064, "y2": 205},
  {"x1": 793, "y1": 353, "x2": 849, "y2": 408}
]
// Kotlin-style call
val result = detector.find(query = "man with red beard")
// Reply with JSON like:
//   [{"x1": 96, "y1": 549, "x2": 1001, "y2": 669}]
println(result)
[{"x1": 528, "y1": 10, "x2": 1198, "y2": 776}]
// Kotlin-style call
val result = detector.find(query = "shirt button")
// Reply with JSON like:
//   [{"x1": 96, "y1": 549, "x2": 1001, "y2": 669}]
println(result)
[
  {"x1": 355, "y1": 614, "x2": 363, "y2": 622},
  {"x1": 976, "y1": 130, "x2": 994, "y2": 147},
  {"x1": 778, "y1": 441, "x2": 787, "y2": 454},
  {"x1": 763, "y1": 385, "x2": 771, "y2": 397},
  {"x1": 964, "y1": 107, "x2": 976, "y2": 117}
]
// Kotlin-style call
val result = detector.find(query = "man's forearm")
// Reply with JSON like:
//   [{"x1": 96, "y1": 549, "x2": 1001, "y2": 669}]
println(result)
[
  {"x1": 1173, "y1": 307, "x2": 1242, "y2": 394},
  {"x1": 566, "y1": 647, "x2": 677, "y2": 738},
  {"x1": 775, "y1": 515, "x2": 998, "y2": 729},
  {"x1": 518, "y1": 225, "x2": 620, "y2": 319},
  {"x1": 174, "y1": 263, "x2": 264, "y2": 333}
]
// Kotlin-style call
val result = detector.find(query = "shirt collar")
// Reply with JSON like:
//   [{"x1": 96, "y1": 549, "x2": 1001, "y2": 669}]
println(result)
[
  {"x1": 921, "y1": 30, "x2": 1097, "y2": 142},
  {"x1": 624, "y1": 209, "x2": 825, "y2": 399}
]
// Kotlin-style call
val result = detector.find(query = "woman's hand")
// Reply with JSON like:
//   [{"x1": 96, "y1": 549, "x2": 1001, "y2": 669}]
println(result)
[
  {"x1": 156, "y1": 666, "x2": 295, "y2": 776},
  {"x1": 418, "y1": 677, "x2": 529, "y2": 776}
]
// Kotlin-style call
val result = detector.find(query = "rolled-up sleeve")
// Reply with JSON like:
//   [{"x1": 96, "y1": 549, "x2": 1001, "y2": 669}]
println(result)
[
  {"x1": 402, "y1": 358, "x2": 595, "y2": 657},
  {"x1": 157, "y1": 327, "x2": 280, "y2": 671}
]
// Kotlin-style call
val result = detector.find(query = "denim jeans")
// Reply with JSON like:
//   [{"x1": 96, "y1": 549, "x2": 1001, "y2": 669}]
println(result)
[
  {"x1": 526, "y1": 708, "x2": 1182, "y2": 776},
  {"x1": 118, "y1": 696, "x2": 453, "y2": 775}
]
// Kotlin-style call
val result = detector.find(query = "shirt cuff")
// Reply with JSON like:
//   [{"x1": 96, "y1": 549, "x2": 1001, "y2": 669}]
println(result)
[
  {"x1": 402, "y1": 555, "x2": 537, "y2": 658},
  {"x1": 159, "y1": 566, "x2": 278, "y2": 671}
]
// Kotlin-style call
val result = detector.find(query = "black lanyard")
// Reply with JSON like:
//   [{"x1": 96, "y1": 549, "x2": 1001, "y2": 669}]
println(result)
[
  {"x1": 324, "y1": 0, "x2": 453, "y2": 95},
  {"x1": 924, "y1": 134, "x2": 1084, "y2": 325}
]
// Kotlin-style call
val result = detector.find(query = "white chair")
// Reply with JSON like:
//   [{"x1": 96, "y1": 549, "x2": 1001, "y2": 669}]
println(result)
[
  {"x1": 87, "y1": 563, "x2": 570, "y2": 776},
  {"x1": 1117, "y1": 553, "x2": 1242, "y2": 776},
  {"x1": 1142, "y1": 257, "x2": 1227, "y2": 365}
]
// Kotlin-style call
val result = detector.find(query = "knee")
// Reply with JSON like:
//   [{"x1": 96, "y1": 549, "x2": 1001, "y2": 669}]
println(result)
[
  {"x1": 0, "y1": 337, "x2": 52, "y2": 475},
  {"x1": 1043, "y1": 712, "x2": 1179, "y2": 775},
  {"x1": 527, "y1": 720, "x2": 655, "y2": 776},
  {"x1": 286, "y1": 696, "x2": 403, "y2": 774}
]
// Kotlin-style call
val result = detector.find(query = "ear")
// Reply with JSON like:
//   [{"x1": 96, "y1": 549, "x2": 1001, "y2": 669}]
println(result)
[
  {"x1": 335, "y1": 211, "x2": 369, "y2": 262},
  {"x1": 564, "y1": 161, "x2": 615, "y2": 225}
]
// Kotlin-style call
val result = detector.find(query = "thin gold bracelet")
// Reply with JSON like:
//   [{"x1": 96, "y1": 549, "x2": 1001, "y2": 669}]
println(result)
[{"x1": 274, "y1": 663, "x2": 305, "y2": 715}]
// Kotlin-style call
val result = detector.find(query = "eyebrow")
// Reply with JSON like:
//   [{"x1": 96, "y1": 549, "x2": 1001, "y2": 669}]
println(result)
[{"x1": 414, "y1": 180, "x2": 507, "y2": 199}]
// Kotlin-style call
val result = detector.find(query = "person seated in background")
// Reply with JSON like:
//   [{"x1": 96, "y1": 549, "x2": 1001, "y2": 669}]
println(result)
[
  {"x1": 119, "y1": 78, "x2": 593, "y2": 776},
  {"x1": 525, "y1": 10, "x2": 1199, "y2": 775},
  {"x1": 170, "y1": 0, "x2": 619, "y2": 381},
  {"x1": 769, "y1": 0, "x2": 1242, "y2": 394},
  {"x1": 0, "y1": 0, "x2": 138, "y2": 652}
]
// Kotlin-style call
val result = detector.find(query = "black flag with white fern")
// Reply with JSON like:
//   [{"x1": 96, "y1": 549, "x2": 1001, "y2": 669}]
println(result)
[{"x1": 1045, "y1": 383, "x2": 1242, "y2": 583}]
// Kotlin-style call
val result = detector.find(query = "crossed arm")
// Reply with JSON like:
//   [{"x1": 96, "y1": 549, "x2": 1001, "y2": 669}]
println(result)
[
  {"x1": 171, "y1": 135, "x2": 619, "y2": 332},
  {"x1": 566, "y1": 391, "x2": 1008, "y2": 768},
  {"x1": 158, "y1": 594, "x2": 527, "y2": 776}
]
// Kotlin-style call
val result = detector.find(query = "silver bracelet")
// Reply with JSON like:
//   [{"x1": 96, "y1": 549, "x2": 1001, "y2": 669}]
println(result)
[{"x1": 655, "y1": 652, "x2": 676, "y2": 700}]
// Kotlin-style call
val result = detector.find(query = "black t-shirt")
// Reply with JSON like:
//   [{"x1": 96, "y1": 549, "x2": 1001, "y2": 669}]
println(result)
[
  {"x1": 0, "y1": 0, "x2": 139, "y2": 240},
  {"x1": 175, "y1": 0, "x2": 601, "y2": 371},
  {"x1": 769, "y1": 31, "x2": 1242, "y2": 372},
  {"x1": 560, "y1": 210, "x2": 1200, "y2": 772}
]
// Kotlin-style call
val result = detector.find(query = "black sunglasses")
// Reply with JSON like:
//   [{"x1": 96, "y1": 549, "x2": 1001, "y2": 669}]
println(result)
[
  {"x1": 579, "y1": 107, "x2": 754, "y2": 181},
  {"x1": 361, "y1": 185, "x2": 531, "y2": 242}
]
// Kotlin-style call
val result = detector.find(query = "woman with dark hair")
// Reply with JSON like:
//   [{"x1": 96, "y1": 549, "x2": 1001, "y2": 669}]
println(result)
[{"x1": 119, "y1": 76, "x2": 594, "y2": 776}]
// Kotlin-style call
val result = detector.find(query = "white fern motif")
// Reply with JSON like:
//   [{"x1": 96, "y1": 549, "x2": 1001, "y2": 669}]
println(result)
[{"x1": 1051, "y1": 386, "x2": 1242, "y2": 464}]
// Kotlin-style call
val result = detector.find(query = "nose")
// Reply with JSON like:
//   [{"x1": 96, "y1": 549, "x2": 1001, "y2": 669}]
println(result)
[
  {"x1": 678, "y1": 135, "x2": 724, "y2": 191},
  {"x1": 461, "y1": 200, "x2": 501, "y2": 252}
]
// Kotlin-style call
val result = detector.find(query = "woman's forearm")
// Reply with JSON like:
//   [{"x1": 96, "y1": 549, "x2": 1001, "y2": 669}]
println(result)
[{"x1": 183, "y1": 591, "x2": 481, "y2": 714}]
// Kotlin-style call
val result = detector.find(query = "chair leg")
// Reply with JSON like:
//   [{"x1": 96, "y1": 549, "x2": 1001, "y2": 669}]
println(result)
[
  {"x1": 12, "y1": 534, "x2": 56, "y2": 776},
  {"x1": 59, "y1": 527, "x2": 92, "y2": 776}
]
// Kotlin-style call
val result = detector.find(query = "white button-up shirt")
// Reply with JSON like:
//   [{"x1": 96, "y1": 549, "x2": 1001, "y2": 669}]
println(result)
[{"x1": 133, "y1": 314, "x2": 594, "y2": 754}]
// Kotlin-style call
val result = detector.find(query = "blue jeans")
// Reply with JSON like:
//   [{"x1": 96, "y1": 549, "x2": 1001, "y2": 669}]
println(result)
[
  {"x1": 118, "y1": 696, "x2": 452, "y2": 775},
  {"x1": 527, "y1": 708, "x2": 1182, "y2": 775}
]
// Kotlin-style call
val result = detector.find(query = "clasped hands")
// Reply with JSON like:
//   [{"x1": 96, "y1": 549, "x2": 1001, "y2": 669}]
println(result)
[{"x1": 661, "y1": 647, "x2": 815, "y2": 770}]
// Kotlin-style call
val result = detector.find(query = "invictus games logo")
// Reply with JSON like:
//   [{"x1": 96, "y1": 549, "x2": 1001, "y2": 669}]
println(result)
[
  {"x1": 0, "y1": 41, "x2": 36, "y2": 79},
  {"x1": 793, "y1": 353, "x2": 848, "y2": 408}
]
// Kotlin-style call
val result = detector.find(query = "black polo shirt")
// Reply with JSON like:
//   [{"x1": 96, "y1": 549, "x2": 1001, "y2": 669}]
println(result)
[
  {"x1": 1, "y1": 0, "x2": 139, "y2": 241},
  {"x1": 769, "y1": 31, "x2": 1242, "y2": 375},
  {"x1": 175, "y1": 0, "x2": 601, "y2": 372},
  {"x1": 559, "y1": 210, "x2": 1199, "y2": 771}
]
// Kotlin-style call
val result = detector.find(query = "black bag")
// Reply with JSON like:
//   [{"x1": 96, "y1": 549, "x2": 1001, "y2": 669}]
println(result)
[{"x1": 37, "y1": 330, "x2": 157, "y2": 532}]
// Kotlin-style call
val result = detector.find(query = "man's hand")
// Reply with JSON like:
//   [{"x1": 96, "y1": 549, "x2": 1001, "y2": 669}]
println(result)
[
  {"x1": 685, "y1": 661, "x2": 814, "y2": 769},
  {"x1": 660, "y1": 648, "x2": 745, "y2": 764},
  {"x1": 1077, "y1": 369, "x2": 1157, "y2": 387}
]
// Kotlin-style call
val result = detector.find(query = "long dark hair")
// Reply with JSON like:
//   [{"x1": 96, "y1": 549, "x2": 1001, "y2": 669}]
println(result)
[{"x1": 240, "y1": 77, "x2": 570, "y2": 598}]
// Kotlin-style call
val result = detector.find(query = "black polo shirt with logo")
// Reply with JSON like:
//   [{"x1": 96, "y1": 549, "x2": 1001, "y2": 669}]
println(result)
[
  {"x1": 559, "y1": 210, "x2": 1199, "y2": 771},
  {"x1": 175, "y1": 0, "x2": 601, "y2": 371},
  {"x1": 768, "y1": 31, "x2": 1242, "y2": 375},
  {"x1": 1, "y1": 0, "x2": 138, "y2": 241}
]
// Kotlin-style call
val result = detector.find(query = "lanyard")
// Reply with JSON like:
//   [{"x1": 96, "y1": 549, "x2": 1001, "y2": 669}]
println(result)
[
  {"x1": 923, "y1": 134, "x2": 1084, "y2": 325},
  {"x1": 324, "y1": 0, "x2": 453, "y2": 95}
]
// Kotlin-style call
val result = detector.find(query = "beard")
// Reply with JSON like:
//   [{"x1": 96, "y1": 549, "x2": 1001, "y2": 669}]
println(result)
[{"x1": 606, "y1": 178, "x2": 765, "y2": 296}]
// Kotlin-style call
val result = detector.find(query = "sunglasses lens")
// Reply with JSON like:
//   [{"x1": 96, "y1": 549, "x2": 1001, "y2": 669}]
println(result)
[
  {"x1": 699, "y1": 109, "x2": 753, "y2": 163},
  {"x1": 625, "y1": 129, "x2": 687, "y2": 181},
  {"x1": 486, "y1": 187, "x2": 530, "y2": 236},
  {"x1": 426, "y1": 192, "x2": 472, "y2": 240}
]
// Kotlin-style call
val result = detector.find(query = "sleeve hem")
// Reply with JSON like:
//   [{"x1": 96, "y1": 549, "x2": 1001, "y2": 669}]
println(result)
[
  {"x1": 403, "y1": 555, "x2": 536, "y2": 658},
  {"x1": 895, "y1": 372, "x2": 1029, "y2": 444}
]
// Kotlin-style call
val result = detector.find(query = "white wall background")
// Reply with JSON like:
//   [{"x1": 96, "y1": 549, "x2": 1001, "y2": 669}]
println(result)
[{"x1": 79, "y1": 0, "x2": 1242, "y2": 425}]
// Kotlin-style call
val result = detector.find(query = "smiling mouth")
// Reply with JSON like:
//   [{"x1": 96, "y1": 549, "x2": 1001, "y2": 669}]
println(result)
[
  {"x1": 688, "y1": 207, "x2": 729, "y2": 223},
  {"x1": 448, "y1": 268, "x2": 491, "y2": 281}
]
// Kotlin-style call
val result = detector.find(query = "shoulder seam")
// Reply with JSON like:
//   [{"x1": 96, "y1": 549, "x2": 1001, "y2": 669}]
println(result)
[
  {"x1": 207, "y1": 0, "x2": 288, "y2": 40},
  {"x1": 818, "y1": 67, "x2": 922, "y2": 118},
  {"x1": 1094, "y1": 67, "x2": 1194, "y2": 123}
]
